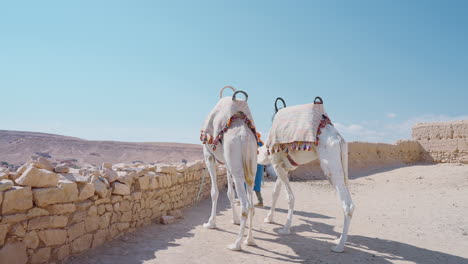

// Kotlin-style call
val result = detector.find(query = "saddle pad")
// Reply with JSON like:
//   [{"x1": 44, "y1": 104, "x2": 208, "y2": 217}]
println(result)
[
  {"x1": 200, "y1": 97, "x2": 256, "y2": 149},
  {"x1": 266, "y1": 103, "x2": 329, "y2": 152}
]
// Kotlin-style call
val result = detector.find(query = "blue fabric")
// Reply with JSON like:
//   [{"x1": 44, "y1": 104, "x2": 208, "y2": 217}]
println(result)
[{"x1": 254, "y1": 164, "x2": 264, "y2": 192}]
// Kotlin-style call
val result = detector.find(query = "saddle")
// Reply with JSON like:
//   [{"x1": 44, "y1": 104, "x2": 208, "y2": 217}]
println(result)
[
  {"x1": 200, "y1": 88, "x2": 259, "y2": 151},
  {"x1": 266, "y1": 97, "x2": 333, "y2": 154}
]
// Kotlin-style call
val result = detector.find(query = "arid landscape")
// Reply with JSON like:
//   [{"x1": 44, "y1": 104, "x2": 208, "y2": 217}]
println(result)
[
  {"x1": 0, "y1": 120, "x2": 467, "y2": 264},
  {"x1": 0, "y1": 130, "x2": 203, "y2": 169}
]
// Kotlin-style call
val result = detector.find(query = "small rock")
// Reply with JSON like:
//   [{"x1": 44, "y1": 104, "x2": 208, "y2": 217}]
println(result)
[
  {"x1": 160, "y1": 215, "x2": 176, "y2": 225},
  {"x1": 0, "y1": 179, "x2": 14, "y2": 191},
  {"x1": 16, "y1": 167, "x2": 59, "y2": 188},
  {"x1": 102, "y1": 162, "x2": 112, "y2": 169},
  {"x1": 54, "y1": 164, "x2": 70, "y2": 173}
]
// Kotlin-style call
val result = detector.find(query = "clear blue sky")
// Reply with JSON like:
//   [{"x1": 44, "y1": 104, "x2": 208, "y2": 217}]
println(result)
[{"x1": 1, "y1": 1, "x2": 467, "y2": 143}]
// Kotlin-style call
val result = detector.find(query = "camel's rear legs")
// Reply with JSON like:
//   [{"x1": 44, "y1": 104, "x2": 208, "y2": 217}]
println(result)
[
  {"x1": 317, "y1": 130, "x2": 355, "y2": 253},
  {"x1": 264, "y1": 175, "x2": 282, "y2": 223},
  {"x1": 203, "y1": 147, "x2": 219, "y2": 229},
  {"x1": 226, "y1": 170, "x2": 240, "y2": 225},
  {"x1": 268, "y1": 163, "x2": 295, "y2": 235}
]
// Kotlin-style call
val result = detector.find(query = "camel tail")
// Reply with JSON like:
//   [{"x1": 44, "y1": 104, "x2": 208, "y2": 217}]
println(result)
[
  {"x1": 340, "y1": 138, "x2": 349, "y2": 187},
  {"x1": 242, "y1": 132, "x2": 257, "y2": 188}
]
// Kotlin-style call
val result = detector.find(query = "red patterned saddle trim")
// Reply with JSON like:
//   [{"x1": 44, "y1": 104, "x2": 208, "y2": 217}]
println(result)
[
  {"x1": 200, "y1": 111, "x2": 260, "y2": 151},
  {"x1": 267, "y1": 114, "x2": 333, "y2": 155}
]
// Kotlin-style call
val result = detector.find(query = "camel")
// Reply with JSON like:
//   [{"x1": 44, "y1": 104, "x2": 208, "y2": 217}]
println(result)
[
  {"x1": 258, "y1": 97, "x2": 355, "y2": 253},
  {"x1": 200, "y1": 86, "x2": 259, "y2": 251}
]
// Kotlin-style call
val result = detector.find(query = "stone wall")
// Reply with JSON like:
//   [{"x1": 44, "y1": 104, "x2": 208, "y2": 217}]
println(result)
[
  {"x1": 0, "y1": 158, "x2": 226, "y2": 264},
  {"x1": 412, "y1": 120, "x2": 468, "y2": 163},
  {"x1": 290, "y1": 140, "x2": 427, "y2": 180}
]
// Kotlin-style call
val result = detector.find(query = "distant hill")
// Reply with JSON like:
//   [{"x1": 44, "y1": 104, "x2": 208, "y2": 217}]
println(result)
[{"x1": 0, "y1": 130, "x2": 203, "y2": 169}]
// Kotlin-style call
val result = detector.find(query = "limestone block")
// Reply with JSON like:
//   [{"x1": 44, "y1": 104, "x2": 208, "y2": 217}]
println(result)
[
  {"x1": 0, "y1": 241, "x2": 28, "y2": 264},
  {"x1": 25, "y1": 207, "x2": 48, "y2": 218},
  {"x1": 38, "y1": 229, "x2": 67, "y2": 246},
  {"x1": 111, "y1": 195, "x2": 123, "y2": 203},
  {"x1": 59, "y1": 173, "x2": 90, "y2": 183},
  {"x1": 161, "y1": 215, "x2": 176, "y2": 225},
  {"x1": 101, "y1": 168, "x2": 118, "y2": 183},
  {"x1": 85, "y1": 215, "x2": 100, "y2": 232},
  {"x1": 0, "y1": 179, "x2": 13, "y2": 191},
  {"x1": 131, "y1": 191, "x2": 142, "y2": 200},
  {"x1": 53, "y1": 244, "x2": 70, "y2": 261},
  {"x1": 112, "y1": 182, "x2": 130, "y2": 195},
  {"x1": 28, "y1": 216, "x2": 68, "y2": 230},
  {"x1": 54, "y1": 164, "x2": 70, "y2": 173},
  {"x1": 71, "y1": 234, "x2": 93, "y2": 254},
  {"x1": 8, "y1": 223, "x2": 26, "y2": 237},
  {"x1": 2, "y1": 186, "x2": 33, "y2": 214},
  {"x1": 156, "y1": 164, "x2": 177, "y2": 174},
  {"x1": 116, "y1": 171, "x2": 135, "y2": 186},
  {"x1": 75, "y1": 200, "x2": 93, "y2": 211},
  {"x1": 0, "y1": 224, "x2": 10, "y2": 246},
  {"x1": 31, "y1": 247, "x2": 51, "y2": 264},
  {"x1": 91, "y1": 176, "x2": 108, "y2": 198},
  {"x1": 2, "y1": 214, "x2": 28, "y2": 224},
  {"x1": 32, "y1": 157, "x2": 54, "y2": 172},
  {"x1": 120, "y1": 211, "x2": 132, "y2": 222},
  {"x1": 88, "y1": 205, "x2": 98, "y2": 216},
  {"x1": 0, "y1": 171, "x2": 9, "y2": 180},
  {"x1": 32, "y1": 180, "x2": 78, "y2": 207},
  {"x1": 119, "y1": 200, "x2": 131, "y2": 212},
  {"x1": 92, "y1": 229, "x2": 108, "y2": 248},
  {"x1": 67, "y1": 222, "x2": 86, "y2": 241},
  {"x1": 112, "y1": 163, "x2": 130, "y2": 171},
  {"x1": 99, "y1": 212, "x2": 112, "y2": 229},
  {"x1": 78, "y1": 182, "x2": 95, "y2": 200},
  {"x1": 136, "y1": 175, "x2": 150, "y2": 190},
  {"x1": 24, "y1": 231, "x2": 39, "y2": 249},
  {"x1": 116, "y1": 222, "x2": 129, "y2": 231},
  {"x1": 16, "y1": 167, "x2": 59, "y2": 187},
  {"x1": 168, "y1": 209, "x2": 184, "y2": 219},
  {"x1": 46, "y1": 203, "x2": 76, "y2": 214},
  {"x1": 102, "y1": 162, "x2": 112, "y2": 169},
  {"x1": 97, "y1": 204, "x2": 106, "y2": 215}
]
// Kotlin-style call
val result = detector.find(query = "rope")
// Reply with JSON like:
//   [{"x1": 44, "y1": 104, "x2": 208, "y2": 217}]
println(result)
[{"x1": 196, "y1": 167, "x2": 207, "y2": 204}]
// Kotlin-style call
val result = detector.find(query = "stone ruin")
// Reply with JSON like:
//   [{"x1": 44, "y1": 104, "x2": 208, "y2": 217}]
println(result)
[{"x1": 0, "y1": 158, "x2": 227, "y2": 263}]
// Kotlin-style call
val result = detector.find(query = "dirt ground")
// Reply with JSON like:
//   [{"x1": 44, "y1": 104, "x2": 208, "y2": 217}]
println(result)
[{"x1": 67, "y1": 164, "x2": 468, "y2": 264}]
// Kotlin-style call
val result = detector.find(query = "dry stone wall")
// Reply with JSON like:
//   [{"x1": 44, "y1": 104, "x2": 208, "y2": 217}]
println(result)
[
  {"x1": 290, "y1": 140, "x2": 426, "y2": 180},
  {"x1": 412, "y1": 120, "x2": 468, "y2": 163},
  {"x1": 0, "y1": 158, "x2": 226, "y2": 264}
]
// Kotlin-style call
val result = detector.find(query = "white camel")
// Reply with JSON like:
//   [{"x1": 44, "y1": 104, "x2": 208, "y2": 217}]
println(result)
[
  {"x1": 258, "y1": 97, "x2": 355, "y2": 253},
  {"x1": 200, "y1": 86, "x2": 259, "y2": 251}
]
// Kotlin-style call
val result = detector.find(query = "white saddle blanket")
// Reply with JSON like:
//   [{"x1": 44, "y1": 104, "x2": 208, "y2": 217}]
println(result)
[
  {"x1": 201, "y1": 97, "x2": 256, "y2": 146},
  {"x1": 266, "y1": 103, "x2": 328, "y2": 151}
]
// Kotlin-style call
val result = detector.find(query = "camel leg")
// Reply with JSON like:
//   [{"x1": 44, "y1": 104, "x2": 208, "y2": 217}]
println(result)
[
  {"x1": 227, "y1": 170, "x2": 240, "y2": 225},
  {"x1": 244, "y1": 184, "x2": 256, "y2": 246},
  {"x1": 317, "y1": 132, "x2": 354, "y2": 253},
  {"x1": 264, "y1": 177, "x2": 282, "y2": 223},
  {"x1": 227, "y1": 175, "x2": 249, "y2": 251},
  {"x1": 203, "y1": 148, "x2": 219, "y2": 229},
  {"x1": 273, "y1": 163, "x2": 295, "y2": 235}
]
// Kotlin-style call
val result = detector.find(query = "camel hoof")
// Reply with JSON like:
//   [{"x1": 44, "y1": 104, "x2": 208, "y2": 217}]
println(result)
[
  {"x1": 203, "y1": 222, "x2": 216, "y2": 229},
  {"x1": 277, "y1": 228, "x2": 291, "y2": 235},
  {"x1": 244, "y1": 239, "x2": 257, "y2": 246},
  {"x1": 331, "y1": 245, "x2": 344, "y2": 253},
  {"x1": 227, "y1": 243, "x2": 241, "y2": 251},
  {"x1": 231, "y1": 219, "x2": 240, "y2": 225},
  {"x1": 264, "y1": 217, "x2": 274, "y2": 223}
]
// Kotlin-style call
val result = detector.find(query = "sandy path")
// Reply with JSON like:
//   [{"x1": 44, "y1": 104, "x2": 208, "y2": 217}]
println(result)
[{"x1": 67, "y1": 164, "x2": 468, "y2": 264}]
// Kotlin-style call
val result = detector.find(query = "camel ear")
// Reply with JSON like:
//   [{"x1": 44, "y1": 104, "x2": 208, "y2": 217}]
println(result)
[{"x1": 257, "y1": 145, "x2": 270, "y2": 165}]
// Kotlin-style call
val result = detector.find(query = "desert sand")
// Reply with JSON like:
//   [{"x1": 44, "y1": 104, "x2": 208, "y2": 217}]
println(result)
[{"x1": 65, "y1": 163, "x2": 468, "y2": 264}]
